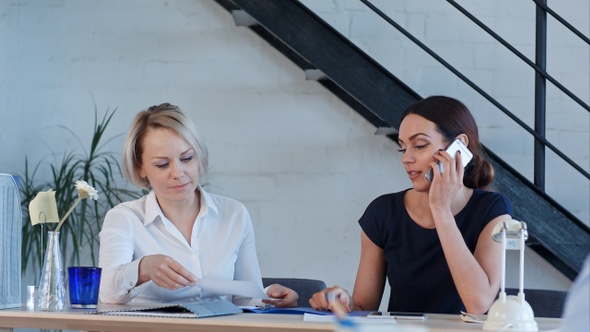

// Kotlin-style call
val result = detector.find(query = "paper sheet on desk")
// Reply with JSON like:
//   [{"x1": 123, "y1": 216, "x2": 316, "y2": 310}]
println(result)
[
  {"x1": 303, "y1": 313, "x2": 397, "y2": 324},
  {"x1": 197, "y1": 279, "x2": 270, "y2": 299}
]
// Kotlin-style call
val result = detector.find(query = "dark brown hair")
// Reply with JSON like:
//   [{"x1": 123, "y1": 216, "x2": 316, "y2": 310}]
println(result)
[{"x1": 401, "y1": 96, "x2": 494, "y2": 189}]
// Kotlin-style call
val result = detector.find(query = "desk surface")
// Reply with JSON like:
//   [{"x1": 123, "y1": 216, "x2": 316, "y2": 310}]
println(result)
[{"x1": 0, "y1": 307, "x2": 562, "y2": 332}]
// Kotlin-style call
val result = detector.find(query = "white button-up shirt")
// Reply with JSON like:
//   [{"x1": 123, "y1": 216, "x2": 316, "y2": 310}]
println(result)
[{"x1": 98, "y1": 187, "x2": 263, "y2": 306}]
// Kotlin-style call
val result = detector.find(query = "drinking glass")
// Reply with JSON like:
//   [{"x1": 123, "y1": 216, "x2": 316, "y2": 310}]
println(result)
[{"x1": 67, "y1": 266, "x2": 101, "y2": 309}]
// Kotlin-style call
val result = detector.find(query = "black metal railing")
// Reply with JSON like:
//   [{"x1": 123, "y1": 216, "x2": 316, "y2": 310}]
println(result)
[
  {"x1": 534, "y1": 0, "x2": 548, "y2": 189},
  {"x1": 358, "y1": 0, "x2": 590, "y2": 194},
  {"x1": 532, "y1": 0, "x2": 590, "y2": 44}
]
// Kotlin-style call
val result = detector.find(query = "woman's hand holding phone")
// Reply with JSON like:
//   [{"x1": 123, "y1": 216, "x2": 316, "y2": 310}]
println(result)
[{"x1": 425, "y1": 139, "x2": 473, "y2": 182}]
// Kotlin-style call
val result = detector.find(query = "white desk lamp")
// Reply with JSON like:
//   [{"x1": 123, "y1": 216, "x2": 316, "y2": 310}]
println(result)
[{"x1": 483, "y1": 219, "x2": 538, "y2": 331}]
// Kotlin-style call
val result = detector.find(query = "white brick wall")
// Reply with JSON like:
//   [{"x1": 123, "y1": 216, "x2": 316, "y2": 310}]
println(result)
[
  {"x1": 301, "y1": 0, "x2": 589, "y2": 222},
  {"x1": 1, "y1": 0, "x2": 584, "y2": 311}
]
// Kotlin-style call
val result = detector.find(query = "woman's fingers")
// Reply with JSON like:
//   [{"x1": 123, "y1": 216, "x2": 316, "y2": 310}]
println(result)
[
  {"x1": 140, "y1": 254, "x2": 197, "y2": 289},
  {"x1": 263, "y1": 284, "x2": 298, "y2": 308},
  {"x1": 309, "y1": 286, "x2": 351, "y2": 311}
]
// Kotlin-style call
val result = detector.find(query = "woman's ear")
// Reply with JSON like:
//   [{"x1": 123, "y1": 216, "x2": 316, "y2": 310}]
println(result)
[
  {"x1": 455, "y1": 133, "x2": 469, "y2": 148},
  {"x1": 138, "y1": 164, "x2": 146, "y2": 179}
]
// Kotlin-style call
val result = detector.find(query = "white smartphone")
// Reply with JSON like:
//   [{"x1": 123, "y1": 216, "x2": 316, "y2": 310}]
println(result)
[
  {"x1": 367, "y1": 311, "x2": 427, "y2": 320},
  {"x1": 425, "y1": 138, "x2": 473, "y2": 182}
]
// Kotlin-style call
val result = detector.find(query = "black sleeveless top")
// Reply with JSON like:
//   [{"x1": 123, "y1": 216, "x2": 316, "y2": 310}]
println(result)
[{"x1": 359, "y1": 188, "x2": 513, "y2": 314}]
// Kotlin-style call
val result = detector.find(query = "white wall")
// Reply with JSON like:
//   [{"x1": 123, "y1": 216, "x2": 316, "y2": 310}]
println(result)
[
  {"x1": 1, "y1": 0, "x2": 582, "y2": 310},
  {"x1": 300, "y1": 0, "x2": 590, "y2": 225}
]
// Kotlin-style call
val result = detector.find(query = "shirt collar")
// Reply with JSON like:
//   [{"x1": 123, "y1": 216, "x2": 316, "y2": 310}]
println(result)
[
  {"x1": 197, "y1": 185, "x2": 218, "y2": 218},
  {"x1": 143, "y1": 185, "x2": 218, "y2": 226}
]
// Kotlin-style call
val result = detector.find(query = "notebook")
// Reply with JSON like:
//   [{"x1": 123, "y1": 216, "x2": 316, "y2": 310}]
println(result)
[{"x1": 96, "y1": 298, "x2": 243, "y2": 318}]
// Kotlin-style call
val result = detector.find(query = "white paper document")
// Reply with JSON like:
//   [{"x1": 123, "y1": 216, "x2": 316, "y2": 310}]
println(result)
[
  {"x1": 196, "y1": 279, "x2": 270, "y2": 299},
  {"x1": 303, "y1": 313, "x2": 396, "y2": 325}
]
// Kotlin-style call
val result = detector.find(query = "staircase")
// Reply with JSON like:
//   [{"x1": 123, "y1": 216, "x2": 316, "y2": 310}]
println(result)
[{"x1": 213, "y1": 0, "x2": 590, "y2": 280}]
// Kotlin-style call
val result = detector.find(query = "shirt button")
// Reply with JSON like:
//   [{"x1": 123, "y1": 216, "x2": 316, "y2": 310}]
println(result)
[
  {"x1": 129, "y1": 282, "x2": 134, "y2": 286},
  {"x1": 192, "y1": 255, "x2": 197, "y2": 260}
]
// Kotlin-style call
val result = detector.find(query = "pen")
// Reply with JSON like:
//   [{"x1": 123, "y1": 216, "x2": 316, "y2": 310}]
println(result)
[{"x1": 326, "y1": 290, "x2": 356, "y2": 328}]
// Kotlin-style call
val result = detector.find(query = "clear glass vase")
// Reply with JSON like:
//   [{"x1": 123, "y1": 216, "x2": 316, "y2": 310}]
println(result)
[{"x1": 36, "y1": 231, "x2": 66, "y2": 311}]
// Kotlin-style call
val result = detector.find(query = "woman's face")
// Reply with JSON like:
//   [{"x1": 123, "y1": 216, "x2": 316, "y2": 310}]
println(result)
[
  {"x1": 398, "y1": 114, "x2": 448, "y2": 191},
  {"x1": 138, "y1": 127, "x2": 199, "y2": 205}
]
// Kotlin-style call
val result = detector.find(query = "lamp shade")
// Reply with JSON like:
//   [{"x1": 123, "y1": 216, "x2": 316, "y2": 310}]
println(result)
[{"x1": 492, "y1": 219, "x2": 528, "y2": 248}]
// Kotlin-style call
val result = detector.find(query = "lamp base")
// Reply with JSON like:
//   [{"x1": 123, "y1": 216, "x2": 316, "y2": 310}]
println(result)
[{"x1": 483, "y1": 295, "x2": 538, "y2": 331}]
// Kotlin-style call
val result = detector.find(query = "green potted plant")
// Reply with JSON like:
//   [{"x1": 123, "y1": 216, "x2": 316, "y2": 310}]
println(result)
[{"x1": 19, "y1": 107, "x2": 140, "y2": 279}]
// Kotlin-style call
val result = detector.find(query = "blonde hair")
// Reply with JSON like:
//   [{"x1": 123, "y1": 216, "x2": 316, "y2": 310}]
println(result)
[{"x1": 122, "y1": 103, "x2": 208, "y2": 189}]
